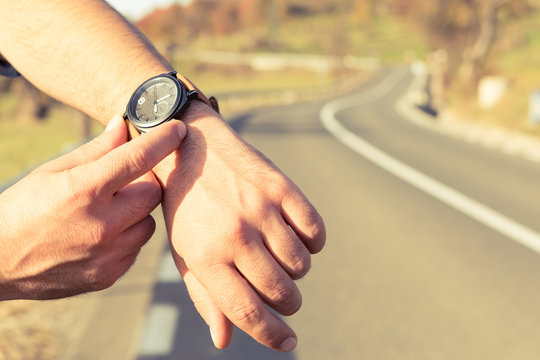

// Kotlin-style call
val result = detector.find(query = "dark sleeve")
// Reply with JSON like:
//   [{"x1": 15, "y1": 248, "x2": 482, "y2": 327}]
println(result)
[{"x1": 0, "y1": 57, "x2": 20, "y2": 78}]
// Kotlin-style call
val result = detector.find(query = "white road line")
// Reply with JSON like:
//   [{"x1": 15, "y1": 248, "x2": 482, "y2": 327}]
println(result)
[
  {"x1": 138, "y1": 304, "x2": 180, "y2": 356},
  {"x1": 320, "y1": 69, "x2": 540, "y2": 255},
  {"x1": 137, "y1": 252, "x2": 183, "y2": 358}
]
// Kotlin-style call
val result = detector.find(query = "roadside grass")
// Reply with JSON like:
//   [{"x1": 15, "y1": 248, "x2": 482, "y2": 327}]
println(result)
[
  {"x1": 0, "y1": 105, "x2": 103, "y2": 184},
  {"x1": 346, "y1": 15, "x2": 429, "y2": 62},
  {"x1": 176, "y1": 62, "x2": 345, "y2": 94},
  {"x1": 190, "y1": 12, "x2": 428, "y2": 61}
]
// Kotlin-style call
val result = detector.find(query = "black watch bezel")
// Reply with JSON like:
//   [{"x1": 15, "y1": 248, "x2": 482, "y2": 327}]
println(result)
[{"x1": 125, "y1": 72, "x2": 191, "y2": 133}]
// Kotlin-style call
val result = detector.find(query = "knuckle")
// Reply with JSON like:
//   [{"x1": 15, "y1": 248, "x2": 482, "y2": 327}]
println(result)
[
  {"x1": 269, "y1": 286, "x2": 296, "y2": 308},
  {"x1": 133, "y1": 216, "x2": 156, "y2": 244},
  {"x1": 305, "y1": 214, "x2": 326, "y2": 253},
  {"x1": 227, "y1": 219, "x2": 256, "y2": 250},
  {"x1": 127, "y1": 189, "x2": 161, "y2": 218},
  {"x1": 127, "y1": 146, "x2": 151, "y2": 174},
  {"x1": 229, "y1": 217, "x2": 250, "y2": 236},
  {"x1": 290, "y1": 253, "x2": 311, "y2": 279},
  {"x1": 270, "y1": 177, "x2": 291, "y2": 199},
  {"x1": 230, "y1": 302, "x2": 262, "y2": 326},
  {"x1": 80, "y1": 220, "x2": 116, "y2": 255},
  {"x1": 85, "y1": 266, "x2": 117, "y2": 292},
  {"x1": 141, "y1": 215, "x2": 157, "y2": 234}
]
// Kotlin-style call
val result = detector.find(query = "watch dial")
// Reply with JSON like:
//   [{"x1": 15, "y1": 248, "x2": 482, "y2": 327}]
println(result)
[{"x1": 130, "y1": 76, "x2": 181, "y2": 128}]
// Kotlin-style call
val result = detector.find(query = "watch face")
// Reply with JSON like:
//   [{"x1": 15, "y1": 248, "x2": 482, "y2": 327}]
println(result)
[{"x1": 127, "y1": 75, "x2": 184, "y2": 129}]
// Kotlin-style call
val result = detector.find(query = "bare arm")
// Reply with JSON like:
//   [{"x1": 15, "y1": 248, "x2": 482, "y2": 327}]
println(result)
[
  {"x1": 0, "y1": 0, "x2": 326, "y2": 352},
  {"x1": 0, "y1": 0, "x2": 171, "y2": 124},
  {"x1": 0, "y1": 117, "x2": 186, "y2": 300}
]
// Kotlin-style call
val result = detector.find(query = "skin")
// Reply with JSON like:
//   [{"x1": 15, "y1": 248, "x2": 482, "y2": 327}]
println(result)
[
  {"x1": 0, "y1": 116, "x2": 186, "y2": 300},
  {"x1": 0, "y1": 0, "x2": 326, "y2": 352}
]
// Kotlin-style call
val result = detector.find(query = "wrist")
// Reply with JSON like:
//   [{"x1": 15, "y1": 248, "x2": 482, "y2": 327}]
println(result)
[{"x1": 152, "y1": 100, "x2": 222, "y2": 187}]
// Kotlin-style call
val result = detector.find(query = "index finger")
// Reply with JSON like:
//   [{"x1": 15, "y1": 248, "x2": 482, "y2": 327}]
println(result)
[
  {"x1": 76, "y1": 120, "x2": 186, "y2": 195},
  {"x1": 282, "y1": 184, "x2": 326, "y2": 254},
  {"x1": 196, "y1": 263, "x2": 298, "y2": 352}
]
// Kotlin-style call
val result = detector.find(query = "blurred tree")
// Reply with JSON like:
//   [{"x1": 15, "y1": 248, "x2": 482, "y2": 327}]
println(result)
[
  {"x1": 136, "y1": 0, "x2": 354, "y2": 44},
  {"x1": 393, "y1": 0, "x2": 532, "y2": 88},
  {"x1": 459, "y1": 0, "x2": 531, "y2": 84},
  {"x1": 135, "y1": 4, "x2": 194, "y2": 55},
  {"x1": 352, "y1": 0, "x2": 376, "y2": 25},
  {"x1": 237, "y1": 0, "x2": 263, "y2": 26},
  {"x1": 329, "y1": 1, "x2": 350, "y2": 57},
  {"x1": 275, "y1": 0, "x2": 289, "y2": 20},
  {"x1": 211, "y1": 2, "x2": 236, "y2": 35}
]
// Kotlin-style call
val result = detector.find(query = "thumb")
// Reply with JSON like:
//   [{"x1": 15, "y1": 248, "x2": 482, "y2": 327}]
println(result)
[
  {"x1": 173, "y1": 254, "x2": 234, "y2": 349},
  {"x1": 74, "y1": 120, "x2": 186, "y2": 196},
  {"x1": 39, "y1": 115, "x2": 128, "y2": 172}
]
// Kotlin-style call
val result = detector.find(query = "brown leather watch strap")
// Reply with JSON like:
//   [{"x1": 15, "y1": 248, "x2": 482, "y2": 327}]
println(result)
[
  {"x1": 174, "y1": 72, "x2": 220, "y2": 114},
  {"x1": 125, "y1": 118, "x2": 141, "y2": 140}
]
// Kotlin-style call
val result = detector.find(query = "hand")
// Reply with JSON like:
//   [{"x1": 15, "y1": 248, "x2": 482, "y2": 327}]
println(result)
[
  {"x1": 154, "y1": 102, "x2": 326, "y2": 352},
  {"x1": 0, "y1": 115, "x2": 186, "y2": 300}
]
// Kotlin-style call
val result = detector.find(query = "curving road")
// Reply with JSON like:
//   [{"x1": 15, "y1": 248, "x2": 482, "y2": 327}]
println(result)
[{"x1": 70, "y1": 68, "x2": 540, "y2": 360}]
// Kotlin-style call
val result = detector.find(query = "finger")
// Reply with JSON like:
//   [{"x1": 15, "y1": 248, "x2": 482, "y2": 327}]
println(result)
[
  {"x1": 195, "y1": 262, "x2": 298, "y2": 352},
  {"x1": 281, "y1": 188, "x2": 326, "y2": 254},
  {"x1": 88, "y1": 216, "x2": 155, "y2": 291},
  {"x1": 111, "y1": 172, "x2": 162, "y2": 230},
  {"x1": 172, "y1": 254, "x2": 234, "y2": 349},
  {"x1": 110, "y1": 215, "x2": 156, "y2": 254},
  {"x1": 97, "y1": 250, "x2": 141, "y2": 291},
  {"x1": 38, "y1": 115, "x2": 127, "y2": 172},
  {"x1": 262, "y1": 213, "x2": 312, "y2": 280},
  {"x1": 75, "y1": 120, "x2": 186, "y2": 196},
  {"x1": 235, "y1": 242, "x2": 302, "y2": 316}
]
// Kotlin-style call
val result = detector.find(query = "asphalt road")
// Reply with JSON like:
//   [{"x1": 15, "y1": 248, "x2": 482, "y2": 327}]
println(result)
[{"x1": 72, "y1": 68, "x2": 540, "y2": 360}]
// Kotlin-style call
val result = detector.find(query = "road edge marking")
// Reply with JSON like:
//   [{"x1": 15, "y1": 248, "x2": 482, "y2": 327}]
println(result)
[
  {"x1": 138, "y1": 303, "x2": 180, "y2": 356},
  {"x1": 320, "y1": 69, "x2": 540, "y2": 255}
]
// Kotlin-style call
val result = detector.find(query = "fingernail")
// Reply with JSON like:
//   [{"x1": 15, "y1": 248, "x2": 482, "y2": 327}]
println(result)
[
  {"x1": 280, "y1": 337, "x2": 297, "y2": 352},
  {"x1": 105, "y1": 115, "x2": 123, "y2": 132},
  {"x1": 209, "y1": 327, "x2": 218, "y2": 347}
]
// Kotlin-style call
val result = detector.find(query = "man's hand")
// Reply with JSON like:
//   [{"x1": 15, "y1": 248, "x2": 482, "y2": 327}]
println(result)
[
  {"x1": 154, "y1": 102, "x2": 326, "y2": 352},
  {"x1": 0, "y1": 115, "x2": 186, "y2": 300}
]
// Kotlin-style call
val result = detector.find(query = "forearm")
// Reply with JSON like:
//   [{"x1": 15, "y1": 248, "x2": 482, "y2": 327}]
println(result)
[{"x1": 0, "y1": 0, "x2": 172, "y2": 124}]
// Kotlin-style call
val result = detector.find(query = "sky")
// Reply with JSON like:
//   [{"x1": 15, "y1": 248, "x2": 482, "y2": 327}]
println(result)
[{"x1": 106, "y1": 0, "x2": 191, "y2": 20}]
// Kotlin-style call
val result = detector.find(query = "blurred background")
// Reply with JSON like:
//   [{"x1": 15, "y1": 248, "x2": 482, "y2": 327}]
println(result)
[
  {"x1": 3, "y1": 0, "x2": 540, "y2": 182},
  {"x1": 3, "y1": 0, "x2": 540, "y2": 359}
]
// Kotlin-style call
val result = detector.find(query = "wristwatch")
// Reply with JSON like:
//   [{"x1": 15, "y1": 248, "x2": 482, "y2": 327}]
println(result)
[{"x1": 124, "y1": 71, "x2": 219, "y2": 138}]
